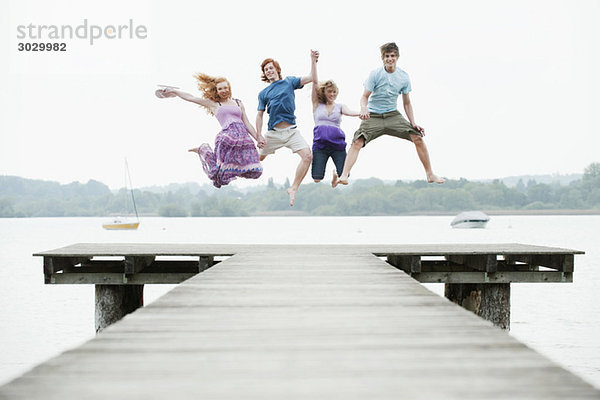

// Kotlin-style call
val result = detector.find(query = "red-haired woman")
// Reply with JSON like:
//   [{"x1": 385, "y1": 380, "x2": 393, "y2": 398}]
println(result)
[{"x1": 157, "y1": 74, "x2": 265, "y2": 188}]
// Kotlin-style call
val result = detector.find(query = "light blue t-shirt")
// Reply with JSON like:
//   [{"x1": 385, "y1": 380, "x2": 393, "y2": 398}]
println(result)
[
  {"x1": 364, "y1": 67, "x2": 412, "y2": 114},
  {"x1": 258, "y1": 76, "x2": 303, "y2": 131}
]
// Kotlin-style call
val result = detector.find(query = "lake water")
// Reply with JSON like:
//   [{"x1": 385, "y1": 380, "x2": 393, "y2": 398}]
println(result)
[{"x1": 0, "y1": 216, "x2": 599, "y2": 388}]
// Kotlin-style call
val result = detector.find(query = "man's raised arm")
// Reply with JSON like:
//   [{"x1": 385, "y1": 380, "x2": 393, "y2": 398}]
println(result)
[{"x1": 300, "y1": 49, "x2": 319, "y2": 86}]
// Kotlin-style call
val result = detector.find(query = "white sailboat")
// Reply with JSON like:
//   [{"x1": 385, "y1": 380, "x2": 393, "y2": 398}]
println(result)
[
  {"x1": 102, "y1": 159, "x2": 140, "y2": 230},
  {"x1": 102, "y1": 217, "x2": 139, "y2": 230}
]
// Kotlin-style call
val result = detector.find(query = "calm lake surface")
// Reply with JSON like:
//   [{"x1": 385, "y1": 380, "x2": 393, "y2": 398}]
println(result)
[{"x1": 0, "y1": 216, "x2": 598, "y2": 387}]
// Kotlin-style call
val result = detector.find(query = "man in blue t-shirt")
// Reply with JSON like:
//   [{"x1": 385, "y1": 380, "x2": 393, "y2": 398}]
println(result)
[
  {"x1": 336, "y1": 42, "x2": 444, "y2": 185},
  {"x1": 256, "y1": 50, "x2": 319, "y2": 206}
]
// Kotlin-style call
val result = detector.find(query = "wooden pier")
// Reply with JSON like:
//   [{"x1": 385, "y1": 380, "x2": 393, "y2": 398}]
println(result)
[{"x1": 1, "y1": 243, "x2": 598, "y2": 399}]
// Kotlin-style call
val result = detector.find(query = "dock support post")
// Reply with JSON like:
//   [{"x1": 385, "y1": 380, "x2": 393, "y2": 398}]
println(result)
[
  {"x1": 444, "y1": 283, "x2": 511, "y2": 330},
  {"x1": 95, "y1": 284, "x2": 144, "y2": 333}
]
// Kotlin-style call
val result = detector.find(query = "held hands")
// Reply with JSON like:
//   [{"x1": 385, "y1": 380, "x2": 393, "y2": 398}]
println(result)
[
  {"x1": 311, "y1": 49, "x2": 319, "y2": 63},
  {"x1": 256, "y1": 134, "x2": 266, "y2": 149},
  {"x1": 359, "y1": 107, "x2": 370, "y2": 120}
]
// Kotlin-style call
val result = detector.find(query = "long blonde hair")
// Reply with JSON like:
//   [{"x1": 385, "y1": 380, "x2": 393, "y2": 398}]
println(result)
[
  {"x1": 316, "y1": 80, "x2": 338, "y2": 104},
  {"x1": 193, "y1": 73, "x2": 231, "y2": 115}
]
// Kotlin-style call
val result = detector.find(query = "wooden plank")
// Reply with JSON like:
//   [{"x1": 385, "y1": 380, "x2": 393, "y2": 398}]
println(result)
[
  {"x1": 124, "y1": 256, "x2": 154, "y2": 275},
  {"x1": 33, "y1": 242, "x2": 585, "y2": 258},
  {"x1": 76, "y1": 260, "x2": 202, "y2": 273},
  {"x1": 369, "y1": 242, "x2": 585, "y2": 256},
  {"x1": 50, "y1": 272, "x2": 196, "y2": 285},
  {"x1": 199, "y1": 255, "x2": 214, "y2": 272},
  {"x1": 386, "y1": 254, "x2": 421, "y2": 273},
  {"x1": 44, "y1": 256, "x2": 90, "y2": 283},
  {"x1": 411, "y1": 271, "x2": 572, "y2": 283},
  {"x1": 447, "y1": 254, "x2": 498, "y2": 272},
  {"x1": 33, "y1": 243, "x2": 243, "y2": 257},
  {"x1": 35, "y1": 243, "x2": 583, "y2": 281},
  {"x1": 505, "y1": 254, "x2": 574, "y2": 271},
  {"x1": 497, "y1": 263, "x2": 539, "y2": 272},
  {"x1": 417, "y1": 261, "x2": 539, "y2": 273},
  {"x1": 42, "y1": 257, "x2": 54, "y2": 283}
]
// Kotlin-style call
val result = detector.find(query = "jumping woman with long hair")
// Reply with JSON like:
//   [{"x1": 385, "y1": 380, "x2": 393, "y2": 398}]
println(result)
[{"x1": 157, "y1": 74, "x2": 265, "y2": 188}]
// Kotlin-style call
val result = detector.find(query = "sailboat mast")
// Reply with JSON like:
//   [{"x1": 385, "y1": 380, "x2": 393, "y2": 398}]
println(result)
[{"x1": 125, "y1": 158, "x2": 139, "y2": 221}]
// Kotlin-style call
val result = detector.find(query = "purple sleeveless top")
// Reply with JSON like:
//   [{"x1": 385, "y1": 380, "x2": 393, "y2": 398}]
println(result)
[
  {"x1": 215, "y1": 100, "x2": 244, "y2": 129},
  {"x1": 313, "y1": 103, "x2": 342, "y2": 127},
  {"x1": 312, "y1": 103, "x2": 346, "y2": 151}
]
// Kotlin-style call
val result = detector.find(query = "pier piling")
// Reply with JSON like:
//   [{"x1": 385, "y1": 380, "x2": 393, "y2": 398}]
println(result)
[
  {"x1": 95, "y1": 284, "x2": 144, "y2": 333},
  {"x1": 444, "y1": 282, "x2": 511, "y2": 329}
]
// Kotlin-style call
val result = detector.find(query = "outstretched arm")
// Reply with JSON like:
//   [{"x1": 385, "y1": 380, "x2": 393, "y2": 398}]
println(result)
[
  {"x1": 240, "y1": 101, "x2": 265, "y2": 148},
  {"x1": 402, "y1": 93, "x2": 424, "y2": 135},
  {"x1": 300, "y1": 49, "x2": 319, "y2": 86},
  {"x1": 341, "y1": 104, "x2": 360, "y2": 117},
  {"x1": 160, "y1": 88, "x2": 217, "y2": 111}
]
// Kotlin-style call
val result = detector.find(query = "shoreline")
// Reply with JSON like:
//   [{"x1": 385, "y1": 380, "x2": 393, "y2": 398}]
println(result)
[
  {"x1": 2, "y1": 210, "x2": 599, "y2": 218},
  {"x1": 401, "y1": 209, "x2": 600, "y2": 217},
  {"x1": 0, "y1": 209, "x2": 600, "y2": 219},
  {"x1": 251, "y1": 209, "x2": 600, "y2": 217}
]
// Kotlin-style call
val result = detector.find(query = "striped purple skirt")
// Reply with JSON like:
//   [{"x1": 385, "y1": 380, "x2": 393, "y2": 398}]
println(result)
[{"x1": 197, "y1": 122, "x2": 263, "y2": 188}]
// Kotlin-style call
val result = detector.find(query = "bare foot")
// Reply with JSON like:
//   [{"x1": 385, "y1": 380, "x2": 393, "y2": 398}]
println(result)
[
  {"x1": 427, "y1": 173, "x2": 445, "y2": 184},
  {"x1": 336, "y1": 175, "x2": 349, "y2": 186},
  {"x1": 286, "y1": 187, "x2": 297, "y2": 207},
  {"x1": 332, "y1": 171, "x2": 339, "y2": 188},
  {"x1": 188, "y1": 148, "x2": 199, "y2": 153}
]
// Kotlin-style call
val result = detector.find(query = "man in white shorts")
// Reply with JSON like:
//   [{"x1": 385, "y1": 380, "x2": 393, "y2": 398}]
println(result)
[{"x1": 256, "y1": 50, "x2": 319, "y2": 206}]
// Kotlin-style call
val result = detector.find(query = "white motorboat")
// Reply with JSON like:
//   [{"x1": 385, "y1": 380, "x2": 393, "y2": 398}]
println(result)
[{"x1": 451, "y1": 211, "x2": 490, "y2": 229}]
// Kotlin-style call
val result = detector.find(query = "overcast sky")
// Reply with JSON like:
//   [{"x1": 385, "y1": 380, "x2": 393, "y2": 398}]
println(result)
[{"x1": 1, "y1": 0, "x2": 599, "y2": 189}]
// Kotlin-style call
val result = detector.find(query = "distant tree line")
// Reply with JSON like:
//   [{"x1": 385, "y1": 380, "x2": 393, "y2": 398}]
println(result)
[{"x1": 1, "y1": 163, "x2": 599, "y2": 217}]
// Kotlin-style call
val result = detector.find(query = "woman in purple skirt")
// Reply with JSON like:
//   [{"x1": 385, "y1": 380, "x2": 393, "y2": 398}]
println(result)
[{"x1": 158, "y1": 74, "x2": 265, "y2": 188}]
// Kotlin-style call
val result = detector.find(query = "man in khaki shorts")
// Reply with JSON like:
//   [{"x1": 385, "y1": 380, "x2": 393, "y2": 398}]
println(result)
[
  {"x1": 336, "y1": 42, "x2": 444, "y2": 185},
  {"x1": 256, "y1": 50, "x2": 319, "y2": 206}
]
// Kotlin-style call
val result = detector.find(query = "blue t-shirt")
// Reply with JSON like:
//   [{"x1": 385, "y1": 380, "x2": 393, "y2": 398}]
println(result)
[
  {"x1": 364, "y1": 67, "x2": 412, "y2": 114},
  {"x1": 257, "y1": 76, "x2": 303, "y2": 131}
]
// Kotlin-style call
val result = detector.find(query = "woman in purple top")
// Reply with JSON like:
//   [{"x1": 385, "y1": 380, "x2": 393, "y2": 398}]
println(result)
[
  {"x1": 311, "y1": 65, "x2": 359, "y2": 187},
  {"x1": 157, "y1": 74, "x2": 265, "y2": 188}
]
